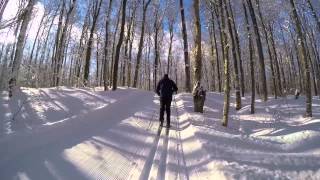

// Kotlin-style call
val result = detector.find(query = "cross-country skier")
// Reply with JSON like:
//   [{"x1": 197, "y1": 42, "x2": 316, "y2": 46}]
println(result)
[{"x1": 156, "y1": 74, "x2": 178, "y2": 128}]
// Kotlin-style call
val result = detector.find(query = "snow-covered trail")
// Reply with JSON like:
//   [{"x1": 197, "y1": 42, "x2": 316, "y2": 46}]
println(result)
[
  {"x1": 141, "y1": 97, "x2": 189, "y2": 180},
  {"x1": 0, "y1": 89, "x2": 164, "y2": 179},
  {"x1": 1, "y1": 87, "x2": 320, "y2": 179},
  {"x1": 0, "y1": 88, "x2": 212, "y2": 180}
]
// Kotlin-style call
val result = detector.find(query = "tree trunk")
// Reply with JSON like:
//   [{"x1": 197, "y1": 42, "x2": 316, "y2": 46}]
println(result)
[
  {"x1": 208, "y1": 16, "x2": 216, "y2": 91},
  {"x1": 193, "y1": 0, "x2": 204, "y2": 113},
  {"x1": 51, "y1": 0, "x2": 66, "y2": 86},
  {"x1": 309, "y1": 30, "x2": 320, "y2": 96},
  {"x1": 255, "y1": 0, "x2": 277, "y2": 98},
  {"x1": 132, "y1": 0, "x2": 152, "y2": 88},
  {"x1": 179, "y1": 0, "x2": 191, "y2": 92},
  {"x1": 193, "y1": 0, "x2": 202, "y2": 84},
  {"x1": 153, "y1": 4, "x2": 160, "y2": 90},
  {"x1": 54, "y1": 0, "x2": 77, "y2": 86},
  {"x1": 96, "y1": 38, "x2": 100, "y2": 85},
  {"x1": 125, "y1": 2, "x2": 137, "y2": 87},
  {"x1": 269, "y1": 23, "x2": 283, "y2": 96},
  {"x1": 167, "y1": 19, "x2": 174, "y2": 75},
  {"x1": 228, "y1": 0, "x2": 245, "y2": 97},
  {"x1": 246, "y1": 0, "x2": 268, "y2": 101},
  {"x1": 214, "y1": 4, "x2": 225, "y2": 91},
  {"x1": 210, "y1": 10, "x2": 222, "y2": 92},
  {"x1": 221, "y1": 0, "x2": 230, "y2": 126},
  {"x1": 28, "y1": 13, "x2": 46, "y2": 75},
  {"x1": 103, "y1": 0, "x2": 113, "y2": 91},
  {"x1": 289, "y1": 0, "x2": 312, "y2": 117},
  {"x1": 112, "y1": 0, "x2": 127, "y2": 90},
  {"x1": 226, "y1": 0, "x2": 241, "y2": 110},
  {"x1": 127, "y1": 21, "x2": 136, "y2": 87},
  {"x1": 289, "y1": 27, "x2": 303, "y2": 91},
  {"x1": 0, "y1": 44, "x2": 11, "y2": 89},
  {"x1": 242, "y1": 0, "x2": 255, "y2": 114},
  {"x1": 83, "y1": 0, "x2": 103, "y2": 86},
  {"x1": 10, "y1": 0, "x2": 36, "y2": 97},
  {"x1": 110, "y1": 5, "x2": 122, "y2": 85}
]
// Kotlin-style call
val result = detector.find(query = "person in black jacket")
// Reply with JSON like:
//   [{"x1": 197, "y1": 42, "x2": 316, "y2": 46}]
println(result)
[{"x1": 156, "y1": 74, "x2": 178, "y2": 128}]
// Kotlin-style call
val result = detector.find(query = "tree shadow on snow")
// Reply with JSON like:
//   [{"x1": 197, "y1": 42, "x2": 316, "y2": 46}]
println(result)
[{"x1": 0, "y1": 90, "x2": 168, "y2": 180}]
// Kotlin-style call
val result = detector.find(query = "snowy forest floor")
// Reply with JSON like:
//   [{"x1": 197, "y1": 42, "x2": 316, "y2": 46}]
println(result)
[{"x1": 0, "y1": 87, "x2": 319, "y2": 179}]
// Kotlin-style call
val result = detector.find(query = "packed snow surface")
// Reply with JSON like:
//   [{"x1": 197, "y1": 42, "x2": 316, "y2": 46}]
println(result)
[{"x1": 0, "y1": 87, "x2": 319, "y2": 179}]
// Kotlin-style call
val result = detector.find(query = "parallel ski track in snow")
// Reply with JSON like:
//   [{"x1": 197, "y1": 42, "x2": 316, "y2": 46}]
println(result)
[
  {"x1": 0, "y1": 90, "x2": 160, "y2": 180},
  {"x1": 167, "y1": 96, "x2": 189, "y2": 180},
  {"x1": 141, "y1": 96, "x2": 189, "y2": 180}
]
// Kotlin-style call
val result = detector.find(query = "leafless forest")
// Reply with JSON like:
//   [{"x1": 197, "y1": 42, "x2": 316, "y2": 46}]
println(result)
[{"x1": 0, "y1": 0, "x2": 319, "y2": 124}]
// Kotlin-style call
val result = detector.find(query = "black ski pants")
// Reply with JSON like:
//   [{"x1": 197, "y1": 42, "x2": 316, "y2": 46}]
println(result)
[{"x1": 159, "y1": 97, "x2": 172, "y2": 125}]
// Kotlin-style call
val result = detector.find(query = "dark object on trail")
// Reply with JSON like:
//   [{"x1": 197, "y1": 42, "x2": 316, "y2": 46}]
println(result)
[
  {"x1": 295, "y1": 89, "x2": 300, "y2": 99},
  {"x1": 8, "y1": 78, "x2": 16, "y2": 98},
  {"x1": 193, "y1": 82, "x2": 206, "y2": 113},
  {"x1": 156, "y1": 74, "x2": 178, "y2": 128}
]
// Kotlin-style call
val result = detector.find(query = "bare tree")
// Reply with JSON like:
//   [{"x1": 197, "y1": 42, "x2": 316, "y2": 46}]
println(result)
[
  {"x1": 179, "y1": 0, "x2": 191, "y2": 92},
  {"x1": 228, "y1": 0, "x2": 245, "y2": 97},
  {"x1": 52, "y1": 0, "x2": 77, "y2": 86},
  {"x1": 242, "y1": 0, "x2": 255, "y2": 114},
  {"x1": 112, "y1": 0, "x2": 127, "y2": 90},
  {"x1": 166, "y1": 0, "x2": 176, "y2": 77},
  {"x1": 125, "y1": 0, "x2": 137, "y2": 87},
  {"x1": 221, "y1": 0, "x2": 230, "y2": 126},
  {"x1": 246, "y1": 0, "x2": 268, "y2": 101},
  {"x1": 83, "y1": 0, "x2": 103, "y2": 86},
  {"x1": 193, "y1": 0, "x2": 201, "y2": 84},
  {"x1": 289, "y1": 0, "x2": 312, "y2": 117},
  {"x1": 9, "y1": 0, "x2": 36, "y2": 97},
  {"x1": 132, "y1": 0, "x2": 152, "y2": 88},
  {"x1": 103, "y1": 0, "x2": 114, "y2": 91},
  {"x1": 153, "y1": 0, "x2": 161, "y2": 90},
  {"x1": 226, "y1": 0, "x2": 241, "y2": 110},
  {"x1": 193, "y1": 0, "x2": 203, "y2": 112}
]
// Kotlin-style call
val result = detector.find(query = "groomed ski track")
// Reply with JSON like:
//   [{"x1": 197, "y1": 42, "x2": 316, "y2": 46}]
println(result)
[{"x1": 0, "y1": 89, "x2": 206, "y2": 180}]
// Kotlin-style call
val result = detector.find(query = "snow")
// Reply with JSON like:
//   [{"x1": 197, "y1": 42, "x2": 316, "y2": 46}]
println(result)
[{"x1": 0, "y1": 87, "x2": 319, "y2": 179}]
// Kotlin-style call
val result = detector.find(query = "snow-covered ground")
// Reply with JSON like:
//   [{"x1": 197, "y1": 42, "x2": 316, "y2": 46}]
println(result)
[{"x1": 0, "y1": 87, "x2": 319, "y2": 179}]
